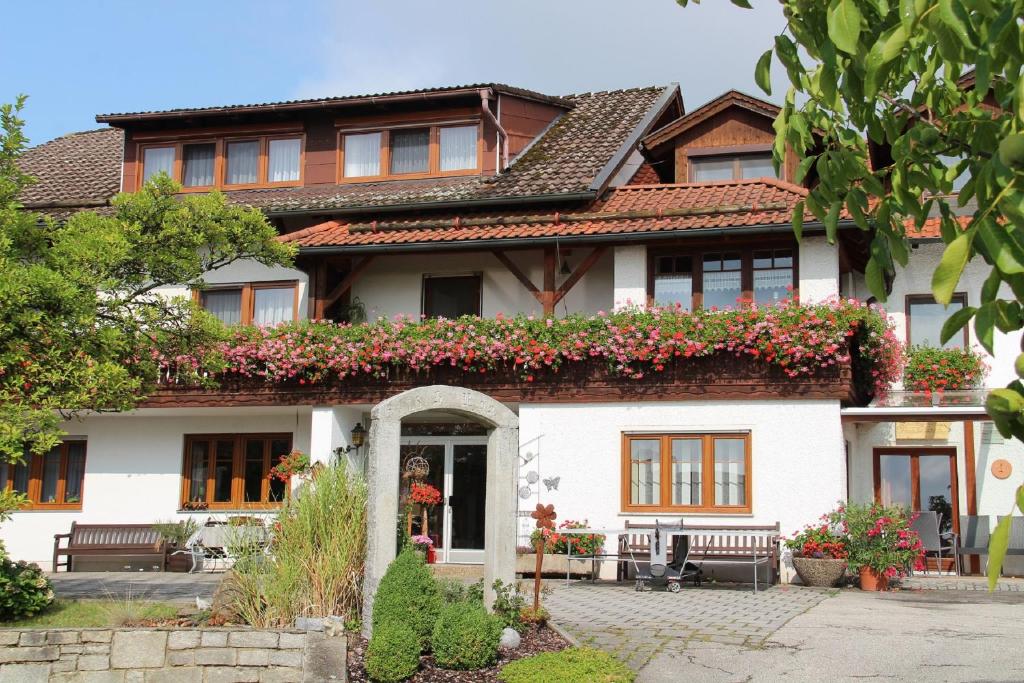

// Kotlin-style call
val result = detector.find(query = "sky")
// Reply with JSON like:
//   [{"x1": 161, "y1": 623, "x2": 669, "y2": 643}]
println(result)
[{"x1": 1, "y1": 0, "x2": 788, "y2": 146}]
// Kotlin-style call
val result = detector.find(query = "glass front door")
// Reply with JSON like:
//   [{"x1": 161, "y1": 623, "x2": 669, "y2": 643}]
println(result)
[
  {"x1": 401, "y1": 438, "x2": 487, "y2": 564},
  {"x1": 874, "y1": 448, "x2": 958, "y2": 533}
]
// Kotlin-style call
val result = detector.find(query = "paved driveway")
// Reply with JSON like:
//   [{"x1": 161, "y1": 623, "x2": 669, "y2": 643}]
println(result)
[
  {"x1": 547, "y1": 581, "x2": 1024, "y2": 681},
  {"x1": 546, "y1": 582, "x2": 830, "y2": 670}
]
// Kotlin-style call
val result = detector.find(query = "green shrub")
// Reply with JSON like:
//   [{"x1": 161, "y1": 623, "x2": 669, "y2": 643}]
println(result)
[
  {"x1": 371, "y1": 547, "x2": 442, "y2": 651},
  {"x1": 0, "y1": 557, "x2": 54, "y2": 620},
  {"x1": 436, "y1": 578, "x2": 484, "y2": 605},
  {"x1": 491, "y1": 579, "x2": 527, "y2": 632},
  {"x1": 430, "y1": 602, "x2": 502, "y2": 670},
  {"x1": 365, "y1": 621, "x2": 420, "y2": 682},
  {"x1": 499, "y1": 647, "x2": 635, "y2": 683}
]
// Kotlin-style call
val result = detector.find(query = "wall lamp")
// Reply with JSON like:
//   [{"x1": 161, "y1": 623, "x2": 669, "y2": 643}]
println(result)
[{"x1": 335, "y1": 423, "x2": 367, "y2": 457}]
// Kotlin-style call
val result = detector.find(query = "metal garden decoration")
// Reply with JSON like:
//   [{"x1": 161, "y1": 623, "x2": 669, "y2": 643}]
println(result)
[{"x1": 530, "y1": 503, "x2": 557, "y2": 611}]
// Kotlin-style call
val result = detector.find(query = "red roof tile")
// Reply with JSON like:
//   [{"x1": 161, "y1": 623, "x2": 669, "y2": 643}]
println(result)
[{"x1": 281, "y1": 178, "x2": 810, "y2": 249}]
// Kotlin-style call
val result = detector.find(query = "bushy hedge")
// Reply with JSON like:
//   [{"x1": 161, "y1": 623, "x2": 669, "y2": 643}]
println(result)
[
  {"x1": 498, "y1": 647, "x2": 635, "y2": 683},
  {"x1": 431, "y1": 601, "x2": 503, "y2": 670},
  {"x1": 371, "y1": 547, "x2": 442, "y2": 652},
  {"x1": 365, "y1": 621, "x2": 420, "y2": 683},
  {"x1": 0, "y1": 557, "x2": 54, "y2": 620}
]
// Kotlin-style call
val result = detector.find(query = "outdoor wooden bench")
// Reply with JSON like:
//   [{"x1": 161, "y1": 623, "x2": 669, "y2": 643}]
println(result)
[
  {"x1": 616, "y1": 521, "x2": 781, "y2": 585},
  {"x1": 52, "y1": 522, "x2": 167, "y2": 572}
]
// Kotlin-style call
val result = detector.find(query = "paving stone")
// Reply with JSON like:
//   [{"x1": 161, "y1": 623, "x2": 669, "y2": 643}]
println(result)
[
  {"x1": 203, "y1": 667, "x2": 260, "y2": 683},
  {"x1": 276, "y1": 633, "x2": 305, "y2": 650},
  {"x1": 143, "y1": 668, "x2": 201, "y2": 683},
  {"x1": 238, "y1": 648, "x2": 270, "y2": 666},
  {"x1": 110, "y1": 631, "x2": 167, "y2": 669},
  {"x1": 166, "y1": 631, "x2": 200, "y2": 650},
  {"x1": 258, "y1": 668, "x2": 303, "y2": 683},
  {"x1": 165, "y1": 650, "x2": 194, "y2": 666},
  {"x1": 0, "y1": 645, "x2": 58, "y2": 663},
  {"x1": 194, "y1": 647, "x2": 236, "y2": 666},
  {"x1": 0, "y1": 633, "x2": 18, "y2": 647},
  {"x1": 200, "y1": 631, "x2": 228, "y2": 647},
  {"x1": 81, "y1": 632, "x2": 113, "y2": 644},
  {"x1": 48, "y1": 631, "x2": 81, "y2": 645},
  {"x1": 50, "y1": 672, "x2": 126, "y2": 683},
  {"x1": 268, "y1": 650, "x2": 302, "y2": 667},
  {"x1": 79, "y1": 654, "x2": 111, "y2": 671},
  {"x1": 227, "y1": 631, "x2": 278, "y2": 648},
  {"x1": 18, "y1": 632, "x2": 46, "y2": 646}
]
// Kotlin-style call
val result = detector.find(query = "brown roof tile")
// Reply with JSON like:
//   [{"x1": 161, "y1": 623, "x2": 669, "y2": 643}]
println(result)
[
  {"x1": 281, "y1": 178, "x2": 810, "y2": 249},
  {"x1": 17, "y1": 128, "x2": 122, "y2": 210}
]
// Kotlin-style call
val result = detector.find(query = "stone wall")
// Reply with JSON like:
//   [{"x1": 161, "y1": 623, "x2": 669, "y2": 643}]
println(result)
[{"x1": 0, "y1": 627, "x2": 345, "y2": 682}]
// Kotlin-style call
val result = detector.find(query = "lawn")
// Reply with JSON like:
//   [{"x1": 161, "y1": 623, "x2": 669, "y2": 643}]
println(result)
[{"x1": 0, "y1": 599, "x2": 180, "y2": 628}]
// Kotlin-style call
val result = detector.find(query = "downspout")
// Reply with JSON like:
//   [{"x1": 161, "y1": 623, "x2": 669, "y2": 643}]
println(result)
[{"x1": 480, "y1": 88, "x2": 509, "y2": 171}]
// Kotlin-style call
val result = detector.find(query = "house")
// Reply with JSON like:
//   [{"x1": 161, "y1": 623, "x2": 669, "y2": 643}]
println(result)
[{"x1": 5, "y1": 82, "x2": 1022, "y2": 605}]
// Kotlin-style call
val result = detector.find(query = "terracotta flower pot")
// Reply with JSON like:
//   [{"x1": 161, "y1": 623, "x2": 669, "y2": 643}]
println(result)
[
  {"x1": 792, "y1": 557, "x2": 848, "y2": 587},
  {"x1": 858, "y1": 566, "x2": 889, "y2": 591}
]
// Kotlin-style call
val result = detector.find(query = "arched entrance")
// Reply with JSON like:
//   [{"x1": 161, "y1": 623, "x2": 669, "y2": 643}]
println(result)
[{"x1": 362, "y1": 385, "x2": 519, "y2": 634}]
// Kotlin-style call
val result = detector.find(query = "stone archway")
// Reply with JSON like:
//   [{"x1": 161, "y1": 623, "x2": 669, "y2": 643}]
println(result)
[{"x1": 362, "y1": 385, "x2": 519, "y2": 635}]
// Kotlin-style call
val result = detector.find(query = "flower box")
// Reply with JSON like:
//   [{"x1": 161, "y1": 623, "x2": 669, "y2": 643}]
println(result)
[{"x1": 516, "y1": 553, "x2": 594, "y2": 577}]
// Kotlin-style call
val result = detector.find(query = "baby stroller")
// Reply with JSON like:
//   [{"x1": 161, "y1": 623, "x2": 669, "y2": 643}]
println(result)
[{"x1": 631, "y1": 520, "x2": 703, "y2": 593}]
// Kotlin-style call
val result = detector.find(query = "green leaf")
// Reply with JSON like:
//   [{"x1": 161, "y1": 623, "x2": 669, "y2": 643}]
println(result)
[
  {"x1": 975, "y1": 302, "x2": 996, "y2": 355},
  {"x1": 792, "y1": 201, "x2": 805, "y2": 242},
  {"x1": 795, "y1": 156, "x2": 817, "y2": 184},
  {"x1": 981, "y1": 268, "x2": 1002, "y2": 304},
  {"x1": 937, "y1": 0, "x2": 976, "y2": 49},
  {"x1": 730, "y1": 0, "x2": 753, "y2": 7},
  {"x1": 988, "y1": 514, "x2": 1012, "y2": 590},
  {"x1": 1017, "y1": 485, "x2": 1024, "y2": 515},
  {"x1": 755, "y1": 49, "x2": 773, "y2": 96},
  {"x1": 978, "y1": 217, "x2": 1024, "y2": 274},
  {"x1": 940, "y1": 305, "x2": 976, "y2": 345},
  {"x1": 865, "y1": 256, "x2": 888, "y2": 302},
  {"x1": 828, "y1": 0, "x2": 863, "y2": 55},
  {"x1": 931, "y1": 232, "x2": 970, "y2": 305}
]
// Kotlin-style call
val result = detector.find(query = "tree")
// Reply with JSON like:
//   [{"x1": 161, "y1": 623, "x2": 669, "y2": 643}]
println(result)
[
  {"x1": 676, "y1": 0, "x2": 1023, "y2": 585},
  {"x1": 0, "y1": 97, "x2": 295, "y2": 464}
]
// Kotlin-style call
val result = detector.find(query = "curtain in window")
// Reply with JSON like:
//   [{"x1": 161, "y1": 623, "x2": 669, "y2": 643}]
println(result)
[
  {"x1": 243, "y1": 439, "x2": 264, "y2": 503},
  {"x1": 630, "y1": 440, "x2": 661, "y2": 505},
  {"x1": 253, "y1": 287, "x2": 294, "y2": 326},
  {"x1": 691, "y1": 158, "x2": 734, "y2": 182},
  {"x1": 226, "y1": 141, "x2": 259, "y2": 185},
  {"x1": 268, "y1": 138, "x2": 301, "y2": 182},
  {"x1": 201, "y1": 290, "x2": 242, "y2": 325},
  {"x1": 390, "y1": 129, "x2": 429, "y2": 174},
  {"x1": 41, "y1": 447, "x2": 60, "y2": 503},
  {"x1": 64, "y1": 443, "x2": 86, "y2": 503},
  {"x1": 213, "y1": 441, "x2": 234, "y2": 503},
  {"x1": 713, "y1": 438, "x2": 746, "y2": 506},
  {"x1": 11, "y1": 462, "x2": 29, "y2": 495},
  {"x1": 654, "y1": 275, "x2": 692, "y2": 311},
  {"x1": 182, "y1": 144, "x2": 216, "y2": 187},
  {"x1": 344, "y1": 133, "x2": 381, "y2": 177},
  {"x1": 702, "y1": 271, "x2": 742, "y2": 309},
  {"x1": 189, "y1": 442, "x2": 208, "y2": 501},
  {"x1": 439, "y1": 126, "x2": 476, "y2": 171},
  {"x1": 671, "y1": 439, "x2": 702, "y2": 506},
  {"x1": 753, "y1": 268, "x2": 793, "y2": 304},
  {"x1": 143, "y1": 147, "x2": 175, "y2": 183}
]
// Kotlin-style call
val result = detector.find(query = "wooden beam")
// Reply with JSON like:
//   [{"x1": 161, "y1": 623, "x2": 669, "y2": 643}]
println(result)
[
  {"x1": 553, "y1": 247, "x2": 608, "y2": 305},
  {"x1": 491, "y1": 250, "x2": 542, "y2": 302},
  {"x1": 324, "y1": 256, "x2": 376, "y2": 309},
  {"x1": 313, "y1": 261, "x2": 327, "y2": 320},
  {"x1": 543, "y1": 247, "x2": 556, "y2": 315},
  {"x1": 964, "y1": 420, "x2": 980, "y2": 574}
]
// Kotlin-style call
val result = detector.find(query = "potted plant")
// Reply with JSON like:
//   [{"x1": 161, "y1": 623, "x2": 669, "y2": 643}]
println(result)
[
  {"x1": 411, "y1": 534, "x2": 435, "y2": 564},
  {"x1": 153, "y1": 519, "x2": 199, "y2": 572},
  {"x1": 785, "y1": 513, "x2": 849, "y2": 587},
  {"x1": 840, "y1": 502, "x2": 924, "y2": 591},
  {"x1": 269, "y1": 450, "x2": 311, "y2": 482},
  {"x1": 518, "y1": 520, "x2": 604, "y2": 577}
]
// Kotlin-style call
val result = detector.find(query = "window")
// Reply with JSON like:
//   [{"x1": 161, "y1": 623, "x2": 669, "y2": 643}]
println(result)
[
  {"x1": 139, "y1": 134, "x2": 303, "y2": 190},
  {"x1": 690, "y1": 153, "x2": 777, "y2": 182},
  {"x1": 343, "y1": 132, "x2": 382, "y2": 178},
  {"x1": 0, "y1": 441, "x2": 87, "y2": 509},
  {"x1": 907, "y1": 293, "x2": 967, "y2": 348},
  {"x1": 182, "y1": 434, "x2": 291, "y2": 509},
  {"x1": 439, "y1": 125, "x2": 477, "y2": 171},
  {"x1": 196, "y1": 281, "x2": 297, "y2": 326},
  {"x1": 142, "y1": 146, "x2": 175, "y2": 182},
  {"x1": 653, "y1": 256, "x2": 693, "y2": 311},
  {"x1": 874, "y1": 448, "x2": 957, "y2": 533},
  {"x1": 340, "y1": 123, "x2": 480, "y2": 181},
  {"x1": 390, "y1": 129, "x2": 430, "y2": 174},
  {"x1": 622, "y1": 433, "x2": 751, "y2": 513},
  {"x1": 422, "y1": 275, "x2": 482, "y2": 318},
  {"x1": 182, "y1": 143, "x2": 216, "y2": 188},
  {"x1": 649, "y1": 246, "x2": 796, "y2": 310}
]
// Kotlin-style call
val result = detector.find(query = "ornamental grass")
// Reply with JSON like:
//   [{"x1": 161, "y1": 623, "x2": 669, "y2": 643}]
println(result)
[{"x1": 159, "y1": 298, "x2": 902, "y2": 397}]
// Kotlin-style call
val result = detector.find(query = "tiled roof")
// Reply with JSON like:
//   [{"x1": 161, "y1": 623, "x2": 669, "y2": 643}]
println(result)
[
  {"x1": 17, "y1": 128, "x2": 122, "y2": 210},
  {"x1": 281, "y1": 178, "x2": 810, "y2": 249},
  {"x1": 97, "y1": 84, "x2": 571, "y2": 122},
  {"x1": 643, "y1": 89, "x2": 779, "y2": 150},
  {"x1": 905, "y1": 215, "x2": 971, "y2": 240},
  {"x1": 223, "y1": 86, "x2": 672, "y2": 213}
]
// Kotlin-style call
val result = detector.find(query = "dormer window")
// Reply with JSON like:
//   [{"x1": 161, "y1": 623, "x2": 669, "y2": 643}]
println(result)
[
  {"x1": 340, "y1": 122, "x2": 480, "y2": 181},
  {"x1": 689, "y1": 152, "x2": 776, "y2": 182},
  {"x1": 138, "y1": 133, "x2": 303, "y2": 190}
]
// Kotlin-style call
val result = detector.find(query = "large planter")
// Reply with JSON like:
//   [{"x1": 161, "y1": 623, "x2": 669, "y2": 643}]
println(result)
[
  {"x1": 792, "y1": 557, "x2": 848, "y2": 587},
  {"x1": 516, "y1": 553, "x2": 593, "y2": 577},
  {"x1": 858, "y1": 566, "x2": 890, "y2": 591},
  {"x1": 165, "y1": 544, "x2": 192, "y2": 573}
]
